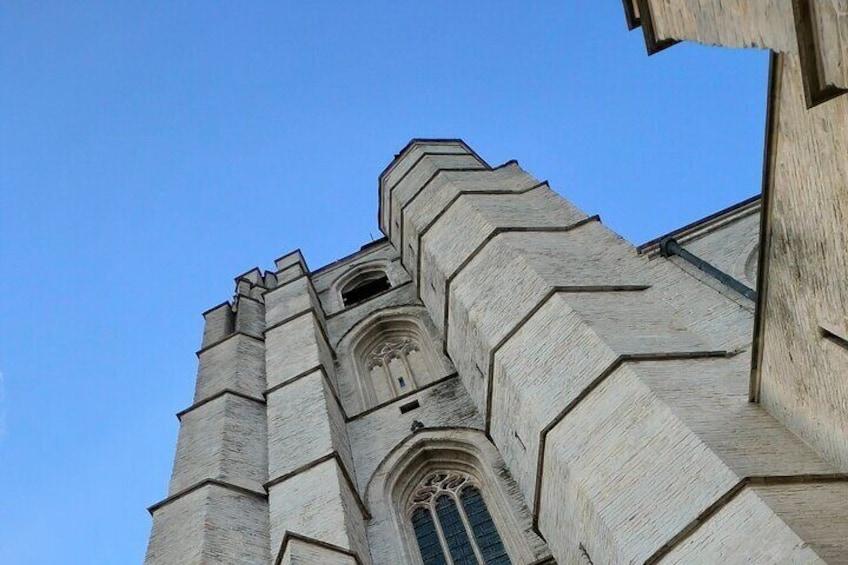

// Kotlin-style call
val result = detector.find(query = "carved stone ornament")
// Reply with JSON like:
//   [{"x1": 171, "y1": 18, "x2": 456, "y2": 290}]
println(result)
[
  {"x1": 366, "y1": 336, "x2": 419, "y2": 369},
  {"x1": 407, "y1": 471, "x2": 475, "y2": 513}
]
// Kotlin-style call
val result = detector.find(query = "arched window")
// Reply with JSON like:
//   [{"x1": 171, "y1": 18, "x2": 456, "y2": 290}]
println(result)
[
  {"x1": 407, "y1": 472, "x2": 511, "y2": 565},
  {"x1": 340, "y1": 268, "x2": 391, "y2": 307},
  {"x1": 349, "y1": 312, "x2": 444, "y2": 408},
  {"x1": 366, "y1": 335, "x2": 420, "y2": 392}
]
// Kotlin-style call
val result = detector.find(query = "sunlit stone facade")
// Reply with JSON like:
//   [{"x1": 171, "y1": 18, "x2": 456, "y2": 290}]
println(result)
[{"x1": 145, "y1": 4, "x2": 848, "y2": 562}]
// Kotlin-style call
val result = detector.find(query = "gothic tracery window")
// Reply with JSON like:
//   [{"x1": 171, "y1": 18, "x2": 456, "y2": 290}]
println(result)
[
  {"x1": 366, "y1": 336, "x2": 420, "y2": 394},
  {"x1": 350, "y1": 312, "x2": 444, "y2": 409},
  {"x1": 408, "y1": 472, "x2": 511, "y2": 565}
]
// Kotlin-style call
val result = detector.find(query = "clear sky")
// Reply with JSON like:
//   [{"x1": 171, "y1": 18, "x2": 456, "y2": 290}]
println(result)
[{"x1": 0, "y1": 3, "x2": 767, "y2": 563}]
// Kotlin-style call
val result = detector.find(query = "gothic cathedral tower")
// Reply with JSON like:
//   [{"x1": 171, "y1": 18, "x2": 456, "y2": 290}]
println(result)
[{"x1": 144, "y1": 137, "x2": 848, "y2": 564}]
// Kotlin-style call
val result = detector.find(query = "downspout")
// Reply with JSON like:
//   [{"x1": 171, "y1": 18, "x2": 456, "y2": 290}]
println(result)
[{"x1": 659, "y1": 237, "x2": 757, "y2": 301}]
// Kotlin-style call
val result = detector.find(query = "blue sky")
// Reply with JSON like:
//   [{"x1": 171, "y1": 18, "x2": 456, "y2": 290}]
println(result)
[{"x1": 0, "y1": 3, "x2": 767, "y2": 563}]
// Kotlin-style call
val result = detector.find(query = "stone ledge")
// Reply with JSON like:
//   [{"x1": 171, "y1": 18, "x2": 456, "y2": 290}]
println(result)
[
  {"x1": 397, "y1": 165, "x2": 506, "y2": 257},
  {"x1": 531, "y1": 350, "x2": 736, "y2": 529},
  {"x1": 485, "y1": 285, "x2": 653, "y2": 434},
  {"x1": 412, "y1": 180, "x2": 550, "y2": 287},
  {"x1": 176, "y1": 388, "x2": 265, "y2": 421},
  {"x1": 264, "y1": 365, "x2": 346, "y2": 421},
  {"x1": 273, "y1": 532, "x2": 363, "y2": 565},
  {"x1": 384, "y1": 150, "x2": 490, "y2": 239},
  {"x1": 264, "y1": 308, "x2": 336, "y2": 360},
  {"x1": 645, "y1": 473, "x2": 848, "y2": 563},
  {"x1": 442, "y1": 215, "x2": 602, "y2": 348},
  {"x1": 147, "y1": 478, "x2": 267, "y2": 515},
  {"x1": 194, "y1": 330, "x2": 264, "y2": 357}
]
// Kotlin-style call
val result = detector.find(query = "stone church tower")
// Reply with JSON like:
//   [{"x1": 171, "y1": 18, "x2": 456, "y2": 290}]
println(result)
[{"x1": 145, "y1": 3, "x2": 848, "y2": 564}]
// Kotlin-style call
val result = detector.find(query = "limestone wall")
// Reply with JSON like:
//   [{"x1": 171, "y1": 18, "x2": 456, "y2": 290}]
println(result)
[
  {"x1": 380, "y1": 140, "x2": 847, "y2": 563},
  {"x1": 758, "y1": 53, "x2": 848, "y2": 470},
  {"x1": 145, "y1": 284, "x2": 270, "y2": 565}
]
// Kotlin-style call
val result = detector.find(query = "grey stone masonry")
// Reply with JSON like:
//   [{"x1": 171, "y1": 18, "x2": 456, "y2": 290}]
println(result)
[
  {"x1": 145, "y1": 132, "x2": 848, "y2": 563},
  {"x1": 630, "y1": 0, "x2": 848, "y2": 106},
  {"x1": 262, "y1": 251, "x2": 369, "y2": 564},
  {"x1": 145, "y1": 279, "x2": 270, "y2": 564},
  {"x1": 380, "y1": 140, "x2": 848, "y2": 563}
]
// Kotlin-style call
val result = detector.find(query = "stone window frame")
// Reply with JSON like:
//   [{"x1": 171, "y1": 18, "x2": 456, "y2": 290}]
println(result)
[
  {"x1": 407, "y1": 470, "x2": 511, "y2": 564},
  {"x1": 365, "y1": 430, "x2": 548, "y2": 565},
  {"x1": 332, "y1": 260, "x2": 393, "y2": 311},
  {"x1": 350, "y1": 313, "x2": 442, "y2": 409}
]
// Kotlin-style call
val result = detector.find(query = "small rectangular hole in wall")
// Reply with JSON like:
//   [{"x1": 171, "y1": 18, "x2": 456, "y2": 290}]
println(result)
[{"x1": 400, "y1": 400, "x2": 420, "y2": 414}]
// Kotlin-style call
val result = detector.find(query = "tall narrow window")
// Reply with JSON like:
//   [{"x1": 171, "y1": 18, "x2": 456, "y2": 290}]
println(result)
[{"x1": 408, "y1": 472, "x2": 511, "y2": 565}]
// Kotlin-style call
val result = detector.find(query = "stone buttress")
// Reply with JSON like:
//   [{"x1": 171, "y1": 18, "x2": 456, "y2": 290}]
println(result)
[
  {"x1": 380, "y1": 140, "x2": 848, "y2": 563},
  {"x1": 145, "y1": 269, "x2": 270, "y2": 564},
  {"x1": 262, "y1": 251, "x2": 368, "y2": 565}
]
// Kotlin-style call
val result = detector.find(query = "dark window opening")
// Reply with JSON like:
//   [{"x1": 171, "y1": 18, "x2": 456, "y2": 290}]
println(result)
[{"x1": 341, "y1": 273, "x2": 391, "y2": 307}]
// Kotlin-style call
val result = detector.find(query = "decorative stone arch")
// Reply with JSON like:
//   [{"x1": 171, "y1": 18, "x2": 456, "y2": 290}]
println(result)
[
  {"x1": 331, "y1": 259, "x2": 393, "y2": 311},
  {"x1": 365, "y1": 428, "x2": 549, "y2": 565},
  {"x1": 336, "y1": 306, "x2": 452, "y2": 414}
]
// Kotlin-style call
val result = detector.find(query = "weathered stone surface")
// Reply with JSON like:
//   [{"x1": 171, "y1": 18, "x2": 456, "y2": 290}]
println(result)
[
  {"x1": 146, "y1": 485, "x2": 269, "y2": 565},
  {"x1": 645, "y1": 0, "x2": 796, "y2": 51},
  {"x1": 171, "y1": 394, "x2": 268, "y2": 495},
  {"x1": 268, "y1": 459, "x2": 368, "y2": 563},
  {"x1": 194, "y1": 334, "x2": 265, "y2": 402},
  {"x1": 759, "y1": 53, "x2": 848, "y2": 471},
  {"x1": 661, "y1": 488, "x2": 827, "y2": 564},
  {"x1": 149, "y1": 121, "x2": 848, "y2": 564}
]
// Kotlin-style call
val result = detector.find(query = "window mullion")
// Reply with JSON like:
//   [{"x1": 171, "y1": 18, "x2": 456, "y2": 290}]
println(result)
[
  {"x1": 400, "y1": 353, "x2": 417, "y2": 387},
  {"x1": 429, "y1": 505, "x2": 456, "y2": 565},
  {"x1": 453, "y1": 492, "x2": 485, "y2": 564},
  {"x1": 380, "y1": 361, "x2": 396, "y2": 397}
]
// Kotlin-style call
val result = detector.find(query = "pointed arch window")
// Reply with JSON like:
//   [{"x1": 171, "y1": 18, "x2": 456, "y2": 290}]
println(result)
[
  {"x1": 340, "y1": 269, "x2": 391, "y2": 307},
  {"x1": 350, "y1": 313, "x2": 444, "y2": 408},
  {"x1": 408, "y1": 472, "x2": 511, "y2": 565},
  {"x1": 366, "y1": 335, "x2": 422, "y2": 393}
]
